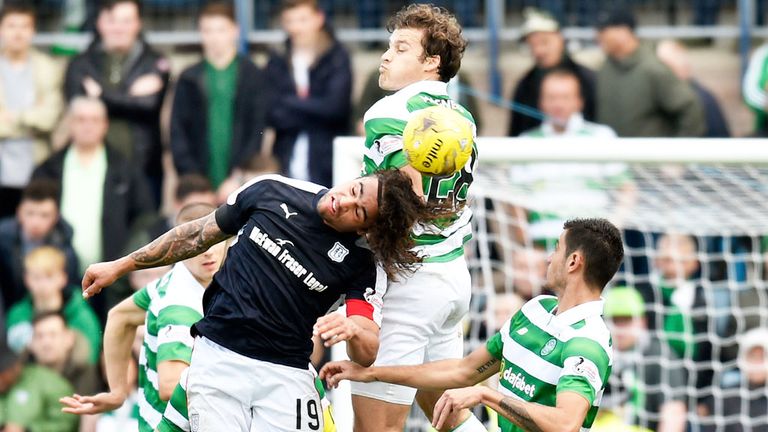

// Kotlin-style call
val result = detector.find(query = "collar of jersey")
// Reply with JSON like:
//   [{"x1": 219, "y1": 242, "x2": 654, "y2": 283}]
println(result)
[
  {"x1": 393, "y1": 79, "x2": 449, "y2": 99},
  {"x1": 551, "y1": 298, "x2": 605, "y2": 327},
  {"x1": 312, "y1": 189, "x2": 330, "y2": 224},
  {"x1": 171, "y1": 261, "x2": 206, "y2": 294}
]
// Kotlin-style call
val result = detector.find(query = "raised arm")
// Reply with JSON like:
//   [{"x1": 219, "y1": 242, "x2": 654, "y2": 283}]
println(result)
[
  {"x1": 60, "y1": 297, "x2": 147, "y2": 414},
  {"x1": 82, "y1": 211, "x2": 230, "y2": 298},
  {"x1": 320, "y1": 344, "x2": 500, "y2": 390}
]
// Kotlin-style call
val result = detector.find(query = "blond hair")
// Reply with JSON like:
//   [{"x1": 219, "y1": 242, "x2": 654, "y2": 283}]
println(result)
[{"x1": 24, "y1": 246, "x2": 67, "y2": 274}]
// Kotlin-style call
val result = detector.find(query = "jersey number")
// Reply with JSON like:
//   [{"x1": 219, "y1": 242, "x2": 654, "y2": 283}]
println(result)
[{"x1": 295, "y1": 398, "x2": 320, "y2": 430}]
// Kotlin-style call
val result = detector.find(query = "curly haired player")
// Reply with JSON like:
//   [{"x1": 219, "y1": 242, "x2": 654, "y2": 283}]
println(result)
[{"x1": 63, "y1": 170, "x2": 442, "y2": 431}]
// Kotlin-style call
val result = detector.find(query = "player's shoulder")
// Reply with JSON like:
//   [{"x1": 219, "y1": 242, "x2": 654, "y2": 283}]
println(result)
[
  {"x1": 157, "y1": 264, "x2": 205, "y2": 311},
  {"x1": 144, "y1": 268, "x2": 174, "y2": 300},
  {"x1": 562, "y1": 317, "x2": 612, "y2": 362},
  {"x1": 227, "y1": 174, "x2": 325, "y2": 205}
]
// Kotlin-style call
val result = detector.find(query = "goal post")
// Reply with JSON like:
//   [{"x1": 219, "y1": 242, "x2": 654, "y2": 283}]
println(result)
[{"x1": 331, "y1": 136, "x2": 768, "y2": 432}]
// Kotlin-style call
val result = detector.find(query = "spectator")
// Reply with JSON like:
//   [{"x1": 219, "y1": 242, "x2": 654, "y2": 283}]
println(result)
[
  {"x1": 652, "y1": 233, "x2": 736, "y2": 411},
  {"x1": 0, "y1": 341, "x2": 77, "y2": 431},
  {"x1": 267, "y1": 0, "x2": 352, "y2": 187},
  {"x1": 701, "y1": 327, "x2": 768, "y2": 432},
  {"x1": 595, "y1": 9, "x2": 705, "y2": 137},
  {"x1": 656, "y1": 39, "x2": 730, "y2": 138},
  {"x1": 521, "y1": 69, "x2": 616, "y2": 137},
  {"x1": 64, "y1": 0, "x2": 170, "y2": 205},
  {"x1": 32, "y1": 97, "x2": 154, "y2": 323},
  {"x1": 598, "y1": 286, "x2": 687, "y2": 432},
  {"x1": 0, "y1": 4, "x2": 64, "y2": 217},
  {"x1": 215, "y1": 153, "x2": 280, "y2": 204},
  {"x1": 0, "y1": 179, "x2": 79, "y2": 311},
  {"x1": 653, "y1": 233, "x2": 708, "y2": 360},
  {"x1": 29, "y1": 311, "x2": 101, "y2": 395},
  {"x1": 507, "y1": 8, "x2": 596, "y2": 137},
  {"x1": 6, "y1": 246, "x2": 101, "y2": 363},
  {"x1": 743, "y1": 41, "x2": 768, "y2": 135},
  {"x1": 170, "y1": 2, "x2": 267, "y2": 189}
]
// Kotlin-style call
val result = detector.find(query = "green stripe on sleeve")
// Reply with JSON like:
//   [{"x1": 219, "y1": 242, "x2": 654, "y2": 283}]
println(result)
[
  {"x1": 157, "y1": 343, "x2": 193, "y2": 364},
  {"x1": 133, "y1": 288, "x2": 151, "y2": 311},
  {"x1": 157, "y1": 305, "x2": 203, "y2": 329}
]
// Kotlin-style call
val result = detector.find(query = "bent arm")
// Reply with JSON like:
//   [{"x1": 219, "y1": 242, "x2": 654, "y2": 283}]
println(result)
[
  {"x1": 345, "y1": 316, "x2": 379, "y2": 367},
  {"x1": 482, "y1": 389, "x2": 590, "y2": 432},
  {"x1": 103, "y1": 297, "x2": 147, "y2": 398}
]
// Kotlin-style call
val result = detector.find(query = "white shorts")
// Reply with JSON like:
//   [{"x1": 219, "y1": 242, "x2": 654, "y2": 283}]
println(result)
[
  {"x1": 350, "y1": 257, "x2": 471, "y2": 405},
  {"x1": 187, "y1": 336, "x2": 323, "y2": 432}
]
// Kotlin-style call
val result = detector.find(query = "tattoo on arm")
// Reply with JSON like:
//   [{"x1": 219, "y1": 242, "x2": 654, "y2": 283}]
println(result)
[
  {"x1": 130, "y1": 212, "x2": 230, "y2": 269},
  {"x1": 499, "y1": 397, "x2": 543, "y2": 432},
  {"x1": 475, "y1": 358, "x2": 499, "y2": 375}
]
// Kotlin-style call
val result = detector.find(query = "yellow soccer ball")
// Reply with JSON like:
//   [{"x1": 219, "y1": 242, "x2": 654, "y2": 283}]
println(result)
[{"x1": 402, "y1": 105, "x2": 474, "y2": 177}]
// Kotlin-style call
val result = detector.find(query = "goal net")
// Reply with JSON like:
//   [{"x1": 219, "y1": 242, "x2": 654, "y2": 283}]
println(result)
[{"x1": 332, "y1": 137, "x2": 768, "y2": 432}]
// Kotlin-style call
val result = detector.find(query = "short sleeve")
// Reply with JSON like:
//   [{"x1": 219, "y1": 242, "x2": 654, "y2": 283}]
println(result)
[
  {"x1": 344, "y1": 264, "x2": 386, "y2": 327},
  {"x1": 215, "y1": 176, "x2": 269, "y2": 235},
  {"x1": 157, "y1": 304, "x2": 201, "y2": 363},
  {"x1": 557, "y1": 337, "x2": 611, "y2": 405},
  {"x1": 132, "y1": 287, "x2": 151, "y2": 311}
]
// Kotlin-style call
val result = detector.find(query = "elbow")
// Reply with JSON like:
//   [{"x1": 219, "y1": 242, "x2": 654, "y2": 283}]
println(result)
[{"x1": 349, "y1": 342, "x2": 378, "y2": 368}]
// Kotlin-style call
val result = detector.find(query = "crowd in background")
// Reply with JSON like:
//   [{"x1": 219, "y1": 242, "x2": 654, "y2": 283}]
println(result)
[{"x1": 0, "y1": 0, "x2": 767, "y2": 430}]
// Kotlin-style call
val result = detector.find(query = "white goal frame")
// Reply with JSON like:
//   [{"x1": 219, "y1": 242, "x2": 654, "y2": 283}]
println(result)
[{"x1": 329, "y1": 136, "x2": 768, "y2": 431}]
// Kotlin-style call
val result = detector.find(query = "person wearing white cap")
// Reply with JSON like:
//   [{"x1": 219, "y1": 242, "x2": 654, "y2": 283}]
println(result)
[{"x1": 507, "y1": 8, "x2": 596, "y2": 137}]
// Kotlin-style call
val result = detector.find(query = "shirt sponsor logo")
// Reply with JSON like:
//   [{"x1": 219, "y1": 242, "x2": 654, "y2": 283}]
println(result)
[
  {"x1": 419, "y1": 95, "x2": 463, "y2": 111},
  {"x1": 327, "y1": 242, "x2": 350, "y2": 263},
  {"x1": 250, "y1": 226, "x2": 328, "y2": 292},
  {"x1": 502, "y1": 367, "x2": 537, "y2": 398},
  {"x1": 540, "y1": 338, "x2": 557, "y2": 356}
]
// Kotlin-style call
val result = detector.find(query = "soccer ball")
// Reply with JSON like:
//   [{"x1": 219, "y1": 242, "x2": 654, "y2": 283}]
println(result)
[{"x1": 402, "y1": 105, "x2": 474, "y2": 177}]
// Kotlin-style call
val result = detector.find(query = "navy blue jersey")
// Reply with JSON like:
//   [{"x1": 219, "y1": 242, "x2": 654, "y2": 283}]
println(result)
[{"x1": 192, "y1": 175, "x2": 385, "y2": 369}]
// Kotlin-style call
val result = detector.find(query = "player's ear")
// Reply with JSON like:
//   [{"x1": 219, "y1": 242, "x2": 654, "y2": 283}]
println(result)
[
  {"x1": 567, "y1": 252, "x2": 583, "y2": 272},
  {"x1": 423, "y1": 54, "x2": 440, "y2": 75}
]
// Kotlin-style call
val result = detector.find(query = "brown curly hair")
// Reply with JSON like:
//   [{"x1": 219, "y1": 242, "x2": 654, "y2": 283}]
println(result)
[
  {"x1": 386, "y1": 4, "x2": 467, "y2": 83},
  {"x1": 365, "y1": 169, "x2": 451, "y2": 281}
]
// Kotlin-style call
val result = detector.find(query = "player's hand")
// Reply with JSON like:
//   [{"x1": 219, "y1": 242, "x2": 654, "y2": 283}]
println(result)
[
  {"x1": 82, "y1": 260, "x2": 125, "y2": 299},
  {"x1": 313, "y1": 314, "x2": 361, "y2": 347},
  {"x1": 60, "y1": 392, "x2": 125, "y2": 415},
  {"x1": 432, "y1": 387, "x2": 487, "y2": 429},
  {"x1": 319, "y1": 360, "x2": 373, "y2": 388}
]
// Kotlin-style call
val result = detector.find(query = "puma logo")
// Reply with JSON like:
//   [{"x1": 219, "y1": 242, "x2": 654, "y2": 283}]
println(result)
[{"x1": 281, "y1": 203, "x2": 298, "y2": 219}]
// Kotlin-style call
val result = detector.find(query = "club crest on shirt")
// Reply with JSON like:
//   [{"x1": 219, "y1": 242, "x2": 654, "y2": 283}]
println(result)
[
  {"x1": 328, "y1": 242, "x2": 349, "y2": 263},
  {"x1": 540, "y1": 338, "x2": 557, "y2": 356}
]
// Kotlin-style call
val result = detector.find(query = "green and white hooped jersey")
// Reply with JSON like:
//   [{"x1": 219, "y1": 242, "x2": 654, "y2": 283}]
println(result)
[
  {"x1": 132, "y1": 263, "x2": 205, "y2": 432},
  {"x1": 486, "y1": 295, "x2": 612, "y2": 432},
  {"x1": 362, "y1": 80, "x2": 478, "y2": 263}
]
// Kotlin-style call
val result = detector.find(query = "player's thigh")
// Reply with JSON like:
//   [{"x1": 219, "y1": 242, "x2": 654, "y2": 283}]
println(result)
[
  {"x1": 351, "y1": 394, "x2": 411, "y2": 432},
  {"x1": 251, "y1": 362, "x2": 322, "y2": 432},
  {"x1": 187, "y1": 337, "x2": 252, "y2": 431}
]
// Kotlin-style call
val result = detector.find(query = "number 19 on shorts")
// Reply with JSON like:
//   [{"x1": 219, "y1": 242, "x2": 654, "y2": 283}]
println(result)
[{"x1": 296, "y1": 397, "x2": 320, "y2": 430}]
